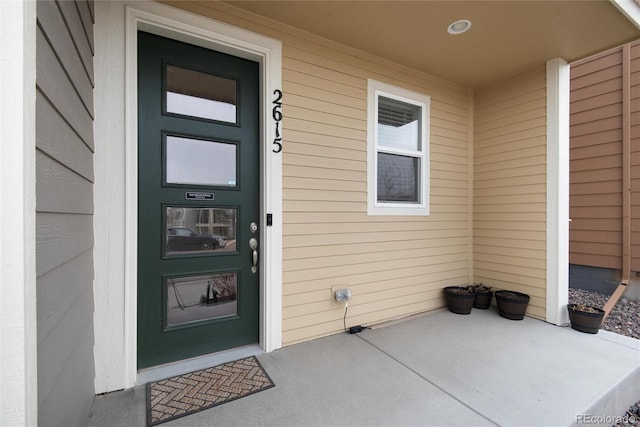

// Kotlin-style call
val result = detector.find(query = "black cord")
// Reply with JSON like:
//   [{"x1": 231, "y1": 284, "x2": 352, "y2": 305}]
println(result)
[{"x1": 343, "y1": 301, "x2": 368, "y2": 334}]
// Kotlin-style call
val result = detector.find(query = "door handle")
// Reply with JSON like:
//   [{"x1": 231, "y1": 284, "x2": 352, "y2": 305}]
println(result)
[{"x1": 249, "y1": 237, "x2": 258, "y2": 273}]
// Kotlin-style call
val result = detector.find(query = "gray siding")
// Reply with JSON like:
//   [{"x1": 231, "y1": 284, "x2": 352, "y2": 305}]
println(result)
[{"x1": 36, "y1": 1, "x2": 95, "y2": 426}]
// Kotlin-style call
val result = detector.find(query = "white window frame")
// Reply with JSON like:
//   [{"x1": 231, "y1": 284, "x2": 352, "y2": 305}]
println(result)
[{"x1": 367, "y1": 79, "x2": 430, "y2": 216}]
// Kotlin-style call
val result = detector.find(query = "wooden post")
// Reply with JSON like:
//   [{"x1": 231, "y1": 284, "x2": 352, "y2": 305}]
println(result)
[{"x1": 602, "y1": 283, "x2": 627, "y2": 321}]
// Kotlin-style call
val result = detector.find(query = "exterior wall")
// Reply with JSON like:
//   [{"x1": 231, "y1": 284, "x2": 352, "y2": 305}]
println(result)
[
  {"x1": 473, "y1": 68, "x2": 548, "y2": 319},
  {"x1": 36, "y1": 1, "x2": 95, "y2": 425},
  {"x1": 630, "y1": 43, "x2": 640, "y2": 272},
  {"x1": 165, "y1": 1, "x2": 473, "y2": 345},
  {"x1": 570, "y1": 48, "x2": 624, "y2": 269},
  {"x1": 570, "y1": 42, "x2": 640, "y2": 274}
]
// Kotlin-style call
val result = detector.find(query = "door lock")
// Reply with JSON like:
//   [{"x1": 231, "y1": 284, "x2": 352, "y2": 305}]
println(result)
[
  {"x1": 249, "y1": 237, "x2": 258, "y2": 273},
  {"x1": 249, "y1": 221, "x2": 258, "y2": 234}
]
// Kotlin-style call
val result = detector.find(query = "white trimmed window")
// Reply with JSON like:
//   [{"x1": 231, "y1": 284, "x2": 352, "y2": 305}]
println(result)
[{"x1": 367, "y1": 79, "x2": 430, "y2": 215}]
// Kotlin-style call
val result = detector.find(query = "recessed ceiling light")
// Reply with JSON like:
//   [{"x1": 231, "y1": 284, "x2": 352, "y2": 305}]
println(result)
[{"x1": 448, "y1": 19, "x2": 472, "y2": 35}]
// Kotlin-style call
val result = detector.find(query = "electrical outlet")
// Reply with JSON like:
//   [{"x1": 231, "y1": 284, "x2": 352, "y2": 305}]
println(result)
[
  {"x1": 334, "y1": 289, "x2": 352, "y2": 302},
  {"x1": 331, "y1": 285, "x2": 349, "y2": 304}
]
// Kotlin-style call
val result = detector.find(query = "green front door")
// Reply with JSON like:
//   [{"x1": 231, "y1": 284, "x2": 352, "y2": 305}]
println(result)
[{"x1": 137, "y1": 31, "x2": 260, "y2": 369}]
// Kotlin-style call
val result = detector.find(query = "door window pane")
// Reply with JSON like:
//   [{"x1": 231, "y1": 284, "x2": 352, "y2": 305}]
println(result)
[
  {"x1": 166, "y1": 207, "x2": 237, "y2": 256},
  {"x1": 377, "y1": 153, "x2": 419, "y2": 203},
  {"x1": 166, "y1": 272, "x2": 238, "y2": 327},
  {"x1": 166, "y1": 135, "x2": 236, "y2": 187},
  {"x1": 166, "y1": 64, "x2": 237, "y2": 123}
]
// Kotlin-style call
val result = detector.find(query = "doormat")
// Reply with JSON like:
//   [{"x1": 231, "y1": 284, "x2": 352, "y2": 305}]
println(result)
[{"x1": 146, "y1": 356, "x2": 275, "y2": 426}]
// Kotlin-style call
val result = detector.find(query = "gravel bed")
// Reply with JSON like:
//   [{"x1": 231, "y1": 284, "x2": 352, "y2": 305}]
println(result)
[
  {"x1": 568, "y1": 289, "x2": 639, "y2": 427},
  {"x1": 568, "y1": 288, "x2": 640, "y2": 339},
  {"x1": 613, "y1": 399, "x2": 640, "y2": 427}
]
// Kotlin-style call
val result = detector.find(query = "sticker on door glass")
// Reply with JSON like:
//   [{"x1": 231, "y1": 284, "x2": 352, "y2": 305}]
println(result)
[
  {"x1": 165, "y1": 135, "x2": 237, "y2": 187},
  {"x1": 166, "y1": 272, "x2": 238, "y2": 327},
  {"x1": 165, "y1": 207, "x2": 237, "y2": 256}
]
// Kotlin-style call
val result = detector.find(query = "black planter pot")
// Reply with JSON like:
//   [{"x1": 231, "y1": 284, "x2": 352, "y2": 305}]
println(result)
[
  {"x1": 495, "y1": 290, "x2": 530, "y2": 320},
  {"x1": 473, "y1": 289, "x2": 493, "y2": 309},
  {"x1": 567, "y1": 304, "x2": 605, "y2": 334},
  {"x1": 443, "y1": 286, "x2": 475, "y2": 315}
]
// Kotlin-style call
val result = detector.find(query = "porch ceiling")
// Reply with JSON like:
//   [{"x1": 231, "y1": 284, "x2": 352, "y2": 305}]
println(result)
[{"x1": 223, "y1": 0, "x2": 640, "y2": 89}]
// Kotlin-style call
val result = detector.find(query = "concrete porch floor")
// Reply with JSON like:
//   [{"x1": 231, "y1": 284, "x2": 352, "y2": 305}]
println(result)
[{"x1": 88, "y1": 308, "x2": 639, "y2": 427}]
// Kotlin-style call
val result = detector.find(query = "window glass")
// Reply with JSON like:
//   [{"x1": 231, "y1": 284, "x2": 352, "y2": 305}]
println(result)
[
  {"x1": 377, "y1": 153, "x2": 419, "y2": 203},
  {"x1": 377, "y1": 96, "x2": 421, "y2": 151},
  {"x1": 165, "y1": 207, "x2": 237, "y2": 256},
  {"x1": 166, "y1": 64, "x2": 237, "y2": 123},
  {"x1": 166, "y1": 272, "x2": 237, "y2": 327},
  {"x1": 165, "y1": 135, "x2": 236, "y2": 187}
]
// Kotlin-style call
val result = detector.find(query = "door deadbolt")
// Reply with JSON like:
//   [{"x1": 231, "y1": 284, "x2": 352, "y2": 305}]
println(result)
[{"x1": 249, "y1": 222, "x2": 258, "y2": 234}]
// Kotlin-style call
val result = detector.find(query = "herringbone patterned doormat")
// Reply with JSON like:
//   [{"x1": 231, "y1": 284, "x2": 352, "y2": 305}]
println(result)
[{"x1": 146, "y1": 356, "x2": 275, "y2": 426}]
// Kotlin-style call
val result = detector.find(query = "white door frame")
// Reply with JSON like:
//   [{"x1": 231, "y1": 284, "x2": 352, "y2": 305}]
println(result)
[
  {"x1": 0, "y1": 1, "x2": 38, "y2": 423},
  {"x1": 94, "y1": 0, "x2": 282, "y2": 392}
]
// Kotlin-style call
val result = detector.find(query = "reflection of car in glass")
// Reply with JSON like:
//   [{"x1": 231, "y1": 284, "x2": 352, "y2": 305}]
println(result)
[{"x1": 167, "y1": 227, "x2": 227, "y2": 251}]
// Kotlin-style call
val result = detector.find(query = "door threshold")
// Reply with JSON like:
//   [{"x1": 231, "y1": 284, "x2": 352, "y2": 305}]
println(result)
[{"x1": 136, "y1": 344, "x2": 263, "y2": 385}]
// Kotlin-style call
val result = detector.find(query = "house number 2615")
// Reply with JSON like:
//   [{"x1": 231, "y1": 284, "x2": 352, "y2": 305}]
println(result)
[{"x1": 272, "y1": 89, "x2": 283, "y2": 153}]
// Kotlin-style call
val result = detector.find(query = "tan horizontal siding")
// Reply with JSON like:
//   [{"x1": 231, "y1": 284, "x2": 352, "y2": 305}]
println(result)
[
  {"x1": 278, "y1": 19, "x2": 473, "y2": 343},
  {"x1": 571, "y1": 116, "x2": 621, "y2": 138},
  {"x1": 571, "y1": 91, "x2": 621, "y2": 116},
  {"x1": 473, "y1": 67, "x2": 547, "y2": 320},
  {"x1": 571, "y1": 154, "x2": 621, "y2": 172},
  {"x1": 570, "y1": 103, "x2": 622, "y2": 126},
  {"x1": 572, "y1": 48, "x2": 622, "y2": 76},
  {"x1": 572, "y1": 78, "x2": 621, "y2": 103},
  {"x1": 570, "y1": 46, "x2": 623, "y2": 270},
  {"x1": 571, "y1": 193, "x2": 622, "y2": 206},
  {"x1": 571, "y1": 62, "x2": 622, "y2": 91},
  {"x1": 167, "y1": 1, "x2": 473, "y2": 345},
  {"x1": 571, "y1": 129, "x2": 621, "y2": 149}
]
